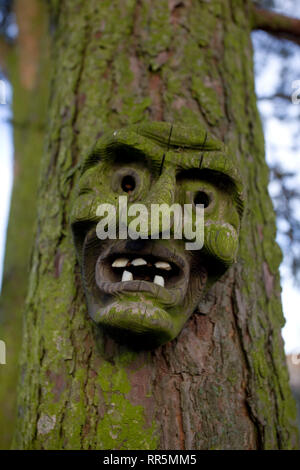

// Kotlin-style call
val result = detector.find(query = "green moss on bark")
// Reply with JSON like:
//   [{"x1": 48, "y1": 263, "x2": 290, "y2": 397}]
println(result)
[{"x1": 12, "y1": 0, "x2": 299, "y2": 450}]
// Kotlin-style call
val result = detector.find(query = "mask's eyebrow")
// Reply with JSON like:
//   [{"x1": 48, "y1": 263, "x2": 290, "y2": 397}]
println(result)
[
  {"x1": 80, "y1": 130, "x2": 165, "y2": 175},
  {"x1": 166, "y1": 147, "x2": 244, "y2": 218}
]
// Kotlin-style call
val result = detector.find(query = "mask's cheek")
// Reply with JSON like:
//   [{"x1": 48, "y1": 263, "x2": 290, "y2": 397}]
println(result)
[{"x1": 204, "y1": 222, "x2": 239, "y2": 266}]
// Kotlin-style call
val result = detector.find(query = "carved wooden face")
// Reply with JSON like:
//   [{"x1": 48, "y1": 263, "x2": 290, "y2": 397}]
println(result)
[{"x1": 71, "y1": 122, "x2": 244, "y2": 348}]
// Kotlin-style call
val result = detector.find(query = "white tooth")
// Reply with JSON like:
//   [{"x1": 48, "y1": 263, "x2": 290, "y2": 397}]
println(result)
[
  {"x1": 131, "y1": 258, "x2": 147, "y2": 266},
  {"x1": 154, "y1": 261, "x2": 171, "y2": 271},
  {"x1": 154, "y1": 275, "x2": 165, "y2": 287},
  {"x1": 112, "y1": 258, "x2": 129, "y2": 268},
  {"x1": 121, "y1": 270, "x2": 133, "y2": 282}
]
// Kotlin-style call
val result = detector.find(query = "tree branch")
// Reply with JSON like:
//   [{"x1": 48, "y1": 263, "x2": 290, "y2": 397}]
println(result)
[
  {"x1": 252, "y1": 4, "x2": 300, "y2": 46},
  {"x1": 258, "y1": 93, "x2": 291, "y2": 102}
]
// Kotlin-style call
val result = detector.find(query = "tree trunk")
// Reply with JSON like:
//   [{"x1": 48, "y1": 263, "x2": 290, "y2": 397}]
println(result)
[
  {"x1": 13, "y1": 0, "x2": 299, "y2": 450},
  {"x1": 0, "y1": 0, "x2": 49, "y2": 449}
]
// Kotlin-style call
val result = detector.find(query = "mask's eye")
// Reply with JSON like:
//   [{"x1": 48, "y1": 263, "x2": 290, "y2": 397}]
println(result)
[
  {"x1": 194, "y1": 191, "x2": 210, "y2": 208},
  {"x1": 111, "y1": 167, "x2": 148, "y2": 201},
  {"x1": 121, "y1": 175, "x2": 136, "y2": 193}
]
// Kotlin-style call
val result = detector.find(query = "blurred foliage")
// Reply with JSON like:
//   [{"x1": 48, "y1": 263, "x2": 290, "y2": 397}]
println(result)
[
  {"x1": 255, "y1": 0, "x2": 276, "y2": 8},
  {"x1": 0, "y1": 0, "x2": 14, "y2": 41},
  {"x1": 252, "y1": 0, "x2": 300, "y2": 284},
  {"x1": 270, "y1": 165, "x2": 300, "y2": 282}
]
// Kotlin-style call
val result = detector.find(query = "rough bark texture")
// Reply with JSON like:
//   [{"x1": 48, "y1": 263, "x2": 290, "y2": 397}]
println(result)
[
  {"x1": 13, "y1": 0, "x2": 299, "y2": 449},
  {"x1": 0, "y1": 0, "x2": 49, "y2": 449}
]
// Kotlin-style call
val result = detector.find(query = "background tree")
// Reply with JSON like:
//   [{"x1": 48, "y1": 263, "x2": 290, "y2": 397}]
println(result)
[
  {"x1": 1, "y1": 0, "x2": 300, "y2": 449},
  {"x1": 0, "y1": 0, "x2": 49, "y2": 449}
]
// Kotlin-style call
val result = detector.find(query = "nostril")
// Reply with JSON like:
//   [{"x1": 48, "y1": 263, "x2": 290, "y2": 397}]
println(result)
[
  {"x1": 122, "y1": 175, "x2": 136, "y2": 193},
  {"x1": 194, "y1": 191, "x2": 210, "y2": 208}
]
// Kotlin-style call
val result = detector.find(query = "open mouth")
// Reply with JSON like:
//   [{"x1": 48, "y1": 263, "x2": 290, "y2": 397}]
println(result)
[
  {"x1": 101, "y1": 254, "x2": 181, "y2": 288},
  {"x1": 81, "y1": 236, "x2": 208, "y2": 344},
  {"x1": 93, "y1": 241, "x2": 190, "y2": 304}
]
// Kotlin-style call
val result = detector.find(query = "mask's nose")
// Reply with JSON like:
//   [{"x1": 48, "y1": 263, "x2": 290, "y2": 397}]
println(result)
[
  {"x1": 127, "y1": 168, "x2": 177, "y2": 239},
  {"x1": 146, "y1": 168, "x2": 176, "y2": 206}
]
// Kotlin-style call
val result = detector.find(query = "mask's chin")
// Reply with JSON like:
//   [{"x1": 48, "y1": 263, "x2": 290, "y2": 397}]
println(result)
[
  {"x1": 82, "y1": 236, "x2": 208, "y2": 348},
  {"x1": 91, "y1": 297, "x2": 182, "y2": 348}
]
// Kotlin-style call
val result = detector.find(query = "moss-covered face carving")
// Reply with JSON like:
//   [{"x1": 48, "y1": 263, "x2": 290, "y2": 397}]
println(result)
[{"x1": 71, "y1": 122, "x2": 244, "y2": 348}]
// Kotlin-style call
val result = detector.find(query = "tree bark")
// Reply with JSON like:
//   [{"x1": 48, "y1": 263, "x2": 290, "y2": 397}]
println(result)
[
  {"x1": 13, "y1": 0, "x2": 299, "y2": 449},
  {"x1": 0, "y1": 0, "x2": 50, "y2": 449}
]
